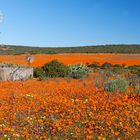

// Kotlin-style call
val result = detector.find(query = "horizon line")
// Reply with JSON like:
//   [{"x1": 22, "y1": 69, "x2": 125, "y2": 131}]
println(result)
[{"x1": 0, "y1": 43, "x2": 140, "y2": 48}]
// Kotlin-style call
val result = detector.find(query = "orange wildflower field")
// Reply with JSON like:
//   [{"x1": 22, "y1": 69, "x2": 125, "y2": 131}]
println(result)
[
  {"x1": 0, "y1": 53, "x2": 139, "y2": 67},
  {"x1": 0, "y1": 53, "x2": 139, "y2": 139},
  {"x1": 0, "y1": 78, "x2": 139, "y2": 139}
]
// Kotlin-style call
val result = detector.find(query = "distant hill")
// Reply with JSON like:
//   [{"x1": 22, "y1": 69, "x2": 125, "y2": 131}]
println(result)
[{"x1": 0, "y1": 44, "x2": 140, "y2": 55}]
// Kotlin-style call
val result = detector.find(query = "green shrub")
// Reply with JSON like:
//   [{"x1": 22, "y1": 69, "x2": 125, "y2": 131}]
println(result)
[
  {"x1": 42, "y1": 60, "x2": 70, "y2": 78},
  {"x1": 127, "y1": 75, "x2": 140, "y2": 88},
  {"x1": 101, "y1": 62, "x2": 113, "y2": 69},
  {"x1": 127, "y1": 65, "x2": 140, "y2": 76},
  {"x1": 115, "y1": 77, "x2": 128, "y2": 93},
  {"x1": 88, "y1": 62, "x2": 100, "y2": 69},
  {"x1": 105, "y1": 69, "x2": 113, "y2": 77},
  {"x1": 113, "y1": 66, "x2": 127, "y2": 74},
  {"x1": 104, "y1": 80, "x2": 118, "y2": 92},
  {"x1": 113, "y1": 64, "x2": 123, "y2": 67},
  {"x1": 69, "y1": 64, "x2": 89, "y2": 79},
  {"x1": 104, "y1": 77, "x2": 128, "y2": 93},
  {"x1": 34, "y1": 68, "x2": 46, "y2": 79}
]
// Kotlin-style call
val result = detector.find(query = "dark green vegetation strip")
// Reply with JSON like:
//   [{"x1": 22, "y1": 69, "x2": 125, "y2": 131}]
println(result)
[{"x1": 0, "y1": 44, "x2": 140, "y2": 55}]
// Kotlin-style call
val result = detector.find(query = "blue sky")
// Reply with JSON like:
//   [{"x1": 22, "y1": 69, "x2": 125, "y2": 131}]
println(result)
[{"x1": 0, "y1": 0, "x2": 140, "y2": 47}]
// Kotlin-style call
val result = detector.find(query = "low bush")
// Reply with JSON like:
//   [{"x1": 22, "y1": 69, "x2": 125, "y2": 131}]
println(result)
[
  {"x1": 127, "y1": 75, "x2": 140, "y2": 88},
  {"x1": 113, "y1": 64, "x2": 123, "y2": 67},
  {"x1": 116, "y1": 77, "x2": 129, "y2": 93},
  {"x1": 104, "y1": 69, "x2": 114, "y2": 77},
  {"x1": 42, "y1": 60, "x2": 70, "y2": 78},
  {"x1": 104, "y1": 80, "x2": 118, "y2": 92},
  {"x1": 104, "y1": 77, "x2": 128, "y2": 93},
  {"x1": 127, "y1": 65, "x2": 140, "y2": 76},
  {"x1": 34, "y1": 68, "x2": 46, "y2": 80},
  {"x1": 101, "y1": 62, "x2": 113, "y2": 69},
  {"x1": 113, "y1": 66, "x2": 128, "y2": 75},
  {"x1": 69, "y1": 64, "x2": 89, "y2": 79},
  {"x1": 88, "y1": 62, "x2": 100, "y2": 69}
]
